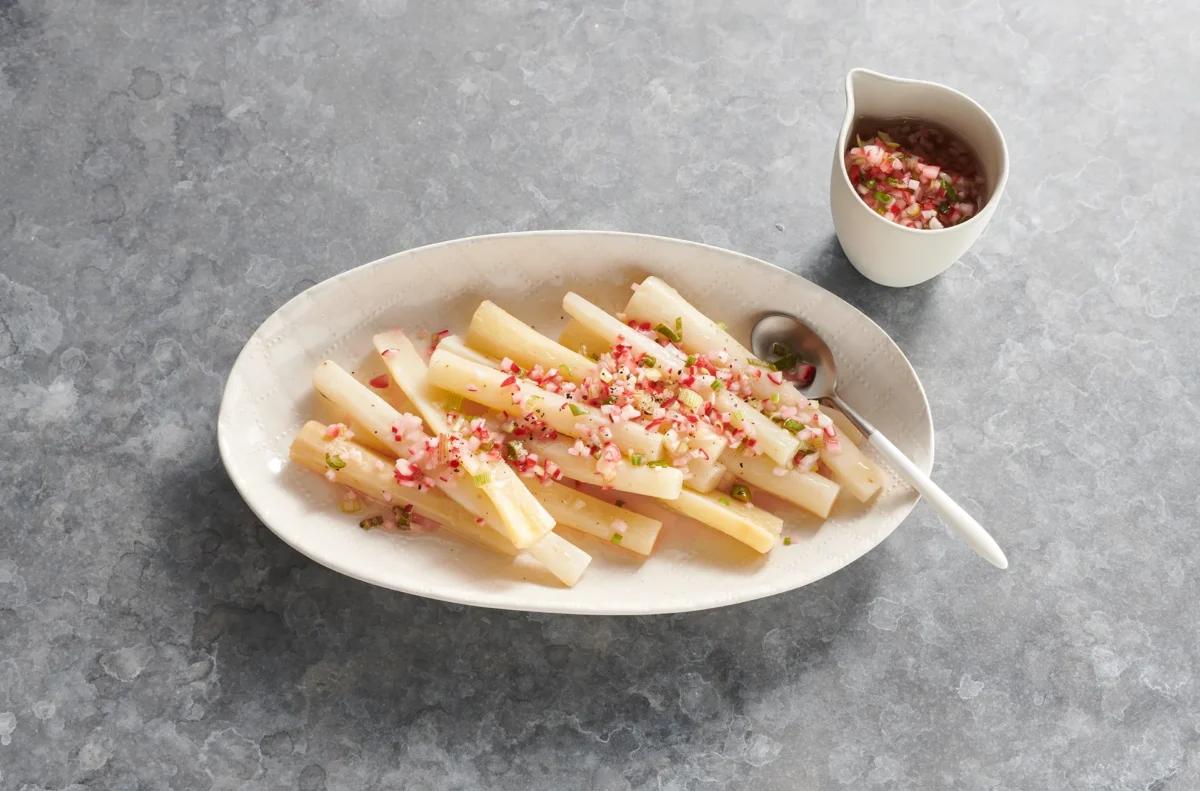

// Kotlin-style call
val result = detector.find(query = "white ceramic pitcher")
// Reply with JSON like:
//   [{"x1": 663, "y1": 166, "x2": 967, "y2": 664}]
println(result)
[{"x1": 830, "y1": 68, "x2": 1009, "y2": 287}]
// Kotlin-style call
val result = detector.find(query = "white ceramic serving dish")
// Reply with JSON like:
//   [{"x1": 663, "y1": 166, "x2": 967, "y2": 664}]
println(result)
[
  {"x1": 830, "y1": 68, "x2": 1009, "y2": 288},
  {"x1": 218, "y1": 231, "x2": 933, "y2": 615}
]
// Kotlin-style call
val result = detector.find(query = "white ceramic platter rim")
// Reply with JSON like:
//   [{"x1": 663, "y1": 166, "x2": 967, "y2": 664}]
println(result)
[{"x1": 218, "y1": 231, "x2": 934, "y2": 615}]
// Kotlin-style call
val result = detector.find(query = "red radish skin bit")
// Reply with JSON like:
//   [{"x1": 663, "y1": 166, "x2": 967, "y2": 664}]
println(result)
[{"x1": 369, "y1": 374, "x2": 389, "y2": 389}]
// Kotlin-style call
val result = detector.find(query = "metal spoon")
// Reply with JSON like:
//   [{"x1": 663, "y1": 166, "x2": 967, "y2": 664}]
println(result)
[{"x1": 751, "y1": 313, "x2": 1008, "y2": 569}]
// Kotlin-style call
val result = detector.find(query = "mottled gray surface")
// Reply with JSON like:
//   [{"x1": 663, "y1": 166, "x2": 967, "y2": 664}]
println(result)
[{"x1": 1, "y1": 0, "x2": 1196, "y2": 789}]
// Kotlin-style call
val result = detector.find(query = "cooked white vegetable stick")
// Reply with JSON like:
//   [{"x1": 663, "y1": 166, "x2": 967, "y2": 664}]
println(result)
[
  {"x1": 294, "y1": 422, "x2": 590, "y2": 585},
  {"x1": 523, "y1": 437, "x2": 684, "y2": 499},
  {"x1": 686, "y1": 459, "x2": 726, "y2": 493},
  {"x1": 427, "y1": 348, "x2": 665, "y2": 460},
  {"x1": 558, "y1": 319, "x2": 605, "y2": 358},
  {"x1": 533, "y1": 481, "x2": 661, "y2": 555},
  {"x1": 623, "y1": 276, "x2": 883, "y2": 500},
  {"x1": 523, "y1": 529, "x2": 591, "y2": 586},
  {"x1": 313, "y1": 361, "x2": 414, "y2": 453},
  {"x1": 562, "y1": 292, "x2": 807, "y2": 466},
  {"x1": 467, "y1": 301, "x2": 595, "y2": 381},
  {"x1": 311, "y1": 364, "x2": 589, "y2": 582},
  {"x1": 373, "y1": 331, "x2": 557, "y2": 546},
  {"x1": 625, "y1": 275, "x2": 761, "y2": 380},
  {"x1": 657, "y1": 488, "x2": 781, "y2": 554},
  {"x1": 823, "y1": 403, "x2": 867, "y2": 446},
  {"x1": 435, "y1": 333, "x2": 501, "y2": 368},
  {"x1": 290, "y1": 421, "x2": 515, "y2": 556},
  {"x1": 719, "y1": 449, "x2": 841, "y2": 518},
  {"x1": 562, "y1": 291, "x2": 688, "y2": 370},
  {"x1": 313, "y1": 360, "x2": 548, "y2": 549}
]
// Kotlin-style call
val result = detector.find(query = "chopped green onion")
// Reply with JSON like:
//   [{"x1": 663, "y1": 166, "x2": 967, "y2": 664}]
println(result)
[
  {"x1": 359, "y1": 515, "x2": 383, "y2": 530},
  {"x1": 770, "y1": 342, "x2": 791, "y2": 357},
  {"x1": 718, "y1": 496, "x2": 732, "y2": 506},
  {"x1": 771, "y1": 353, "x2": 799, "y2": 372},
  {"x1": 647, "y1": 460, "x2": 671, "y2": 468},
  {"x1": 639, "y1": 355, "x2": 657, "y2": 368},
  {"x1": 685, "y1": 354, "x2": 698, "y2": 367},
  {"x1": 709, "y1": 379, "x2": 724, "y2": 391},
  {"x1": 472, "y1": 472, "x2": 491, "y2": 486},
  {"x1": 675, "y1": 316, "x2": 683, "y2": 333},
  {"x1": 783, "y1": 536, "x2": 792, "y2": 546},
  {"x1": 568, "y1": 403, "x2": 587, "y2": 416},
  {"x1": 601, "y1": 396, "x2": 616, "y2": 405},
  {"x1": 886, "y1": 177, "x2": 903, "y2": 187},
  {"x1": 731, "y1": 484, "x2": 751, "y2": 503},
  {"x1": 770, "y1": 393, "x2": 781, "y2": 405},
  {"x1": 863, "y1": 178, "x2": 876, "y2": 190},
  {"x1": 325, "y1": 453, "x2": 346, "y2": 470},
  {"x1": 629, "y1": 453, "x2": 644, "y2": 467},
  {"x1": 654, "y1": 323, "x2": 682, "y2": 343},
  {"x1": 746, "y1": 358, "x2": 772, "y2": 369},
  {"x1": 874, "y1": 191, "x2": 892, "y2": 204},
  {"x1": 392, "y1": 505, "x2": 411, "y2": 529},
  {"x1": 782, "y1": 418, "x2": 804, "y2": 433},
  {"x1": 611, "y1": 533, "x2": 623, "y2": 545},
  {"x1": 559, "y1": 364, "x2": 572, "y2": 377}
]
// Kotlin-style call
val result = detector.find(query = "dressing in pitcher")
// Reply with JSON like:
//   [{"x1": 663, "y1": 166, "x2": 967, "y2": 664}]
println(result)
[{"x1": 845, "y1": 117, "x2": 987, "y2": 230}]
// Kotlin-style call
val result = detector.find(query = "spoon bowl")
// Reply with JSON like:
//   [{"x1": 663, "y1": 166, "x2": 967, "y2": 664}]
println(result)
[{"x1": 750, "y1": 311, "x2": 1008, "y2": 569}]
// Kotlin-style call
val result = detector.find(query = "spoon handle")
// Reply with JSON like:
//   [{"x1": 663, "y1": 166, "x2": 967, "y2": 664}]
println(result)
[{"x1": 866, "y1": 432, "x2": 1009, "y2": 570}]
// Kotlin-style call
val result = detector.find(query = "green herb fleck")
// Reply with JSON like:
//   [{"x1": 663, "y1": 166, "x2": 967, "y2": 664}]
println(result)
[
  {"x1": 718, "y1": 496, "x2": 732, "y2": 506},
  {"x1": 731, "y1": 484, "x2": 751, "y2": 503},
  {"x1": 783, "y1": 536, "x2": 793, "y2": 546},
  {"x1": 771, "y1": 353, "x2": 799, "y2": 372},
  {"x1": 472, "y1": 472, "x2": 491, "y2": 486},
  {"x1": 568, "y1": 403, "x2": 587, "y2": 416},
  {"x1": 685, "y1": 354, "x2": 698, "y2": 367},
  {"x1": 640, "y1": 355, "x2": 657, "y2": 368},
  {"x1": 647, "y1": 460, "x2": 671, "y2": 468},
  {"x1": 710, "y1": 379, "x2": 724, "y2": 391},
  {"x1": 782, "y1": 418, "x2": 804, "y2": 433},
  {"x1": 392, "y1": 505, "x2": 412, "y2": 529},
  {"x1": 874, "y1": 190, "x2": 893, "y2": 204},
  {"x1": 611, "y1": 533, "x2": 623, "y2": 545},
  {"x1": 630, "y1": 453, "x2": 644, "y2": 467},
  {"x1": 746, "y1": 358, "x2": 772, "y2": 369},
  {"x1": 654, "y1": 323, "x2": 682, "y2": 343},
  {"x1": 325, "y1": 453, "x2": 346, "y2": 470}
]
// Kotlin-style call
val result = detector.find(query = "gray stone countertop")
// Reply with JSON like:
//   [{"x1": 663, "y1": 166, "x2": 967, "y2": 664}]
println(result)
[{"x1": 2, "y1": 1, "x2": 1197, "y2": 789}]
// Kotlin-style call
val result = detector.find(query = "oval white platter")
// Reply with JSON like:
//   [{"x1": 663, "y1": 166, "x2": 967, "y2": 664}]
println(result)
[{"x1": 218, "y1": 231, "x2": 933, "y2": 615}]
